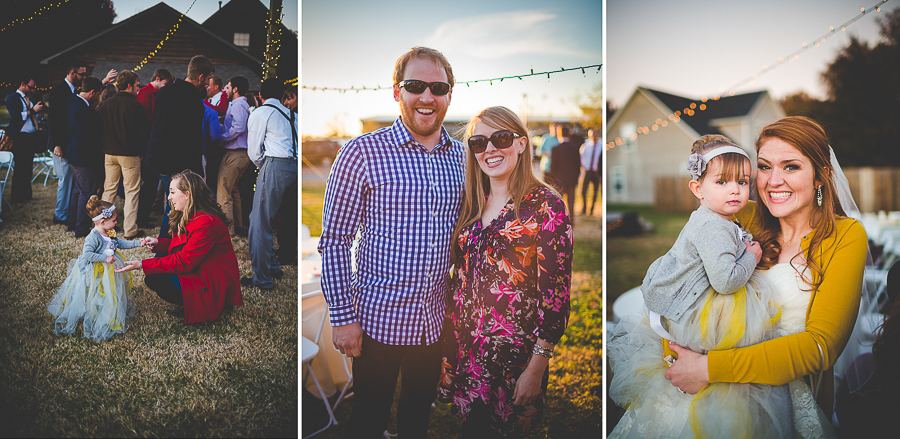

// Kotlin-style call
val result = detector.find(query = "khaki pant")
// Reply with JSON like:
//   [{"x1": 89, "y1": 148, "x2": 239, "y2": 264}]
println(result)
[
  {"x1": 217, "y1": 149, "x2": 251, "y2": 233},
  {"x1": 102, "y1": 154, "x2": 142, "y2": 237}
]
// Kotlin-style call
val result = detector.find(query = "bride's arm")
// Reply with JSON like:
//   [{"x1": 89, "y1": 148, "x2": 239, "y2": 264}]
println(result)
[{"x1": 667, "y1": 219, "x2": 867, "y2": 389}]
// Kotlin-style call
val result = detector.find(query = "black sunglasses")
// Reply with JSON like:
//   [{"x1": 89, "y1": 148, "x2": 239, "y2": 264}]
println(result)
[
  {"x1": 396, "y1": 80, "x2": 451, "y2": 96},
  {"x1": 467, "y1": 130, "x2": 523, "y2": 154}
]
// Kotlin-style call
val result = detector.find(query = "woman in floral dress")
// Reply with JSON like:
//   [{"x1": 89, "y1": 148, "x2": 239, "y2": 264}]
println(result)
[{"x1": 439, "y1": 106, "x2": 572, "y2": 437}]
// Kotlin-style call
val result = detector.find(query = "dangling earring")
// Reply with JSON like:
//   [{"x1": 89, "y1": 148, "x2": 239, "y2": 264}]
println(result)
[{"x1": 816, "y1": 185, "x2": 823, "y2": 206}]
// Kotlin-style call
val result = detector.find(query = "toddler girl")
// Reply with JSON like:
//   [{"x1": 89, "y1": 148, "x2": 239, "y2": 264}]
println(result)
[
  {"x1": 47, "y1": 196, "x2": 149, "y2": 342},
  {"x1": 608, "y1": 135, "x2": 792, "y2": 438}
]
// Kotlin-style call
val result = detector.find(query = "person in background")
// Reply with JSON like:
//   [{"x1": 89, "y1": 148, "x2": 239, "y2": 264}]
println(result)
[
  {"x1": 145, "y1": 55, "x2": 213, "y2": 242},
  {"x1": 135, "y1": 68, "x2": 173, "y2": 229},
  {"x1": 580, "y1": 128, "x2": 602, "y2": 216},
  {"x1": 549, "y1": 125, "x2": 582, "y2": 222},
  {"x1": 201, "y1": 97, "x2": 222, "y2": 192},
  {"x1": 98, "y1": 70, "x2": 150, "y2": 239},
  {"x1": 136, "y1": 68, "x2": 173, "y2": 125},
  {"x1": 216, "y1": 75, "x2": 251, "y2": 235},
  {"x1": 274, "y1": 83, "x2": 299, "y2": 264},
  {"x1": 65, "y1": 76, "x2": 105, "y2": 238},
  {"x1": 48, "y1": 62, "x2": 87, "y2": 227},
  {"x1": 5, "y1": 76, "x2": 44, "y2": 204},
  {"x1": 243, "y1": 78, "x2": 297, "y2": 290},
  {"x1": 281, "y1": 85, "x2": 297, "y2": 111},
  {"x1": 204, "y1": 75, "x2": 228, "y2": 118}
]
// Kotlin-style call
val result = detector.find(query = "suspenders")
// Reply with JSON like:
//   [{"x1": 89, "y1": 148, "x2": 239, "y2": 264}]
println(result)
[{"x1": 260, "y1": 104, "x2": 297, "y2": 159}]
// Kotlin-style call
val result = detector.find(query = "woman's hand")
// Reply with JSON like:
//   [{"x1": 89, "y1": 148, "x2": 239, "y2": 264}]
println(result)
[
  {"x1": 663, "y1": 342, "x2": 710, "y2": 394},
  {"x1": 115, "y1": 260, "x2": 142, "y2": 273},
  {"x1": 513, "y1": 344, "x2": 552, "y2": 406},
  {"x1": 140, "y1": 237, "x2": 158, "y2": 249}
]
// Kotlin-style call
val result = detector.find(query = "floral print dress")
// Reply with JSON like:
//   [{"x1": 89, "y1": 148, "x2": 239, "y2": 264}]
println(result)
[{"x1": 439, "y1": 186, "x2": 572, "y2": 436}]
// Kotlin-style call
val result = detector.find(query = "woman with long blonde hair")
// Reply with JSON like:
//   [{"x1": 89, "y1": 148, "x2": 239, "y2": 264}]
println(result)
[
  {"x1": 438, "y1": 106, "x2": 572, "y2": 437},
  {"x1": 116, "y1": 170, "x2": 243, "y2": 323}
]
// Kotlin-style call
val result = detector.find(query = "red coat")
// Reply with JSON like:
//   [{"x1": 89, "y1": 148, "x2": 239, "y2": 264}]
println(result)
[{"x1": 143, "y1": 212, "x2": 243, "y2": 323}]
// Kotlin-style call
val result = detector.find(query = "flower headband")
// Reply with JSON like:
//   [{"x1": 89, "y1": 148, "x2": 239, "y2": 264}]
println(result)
[
  {"x1": 686, "y1": 145, "x2": 749, "y2": 180},
  {"x1": 91, "y1": 205, "x2": 116, "y2": 222}
]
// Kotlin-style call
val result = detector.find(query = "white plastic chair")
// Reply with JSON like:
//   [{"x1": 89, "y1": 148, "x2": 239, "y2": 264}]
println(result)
[
  {"x1": 32, "y1": 151, "x2": 57, "y2": 186},
  {"x1": 0, "y1": 151, "x2": 14, "y2": 221},
  {"x1": 302, "y1": 301, "x2": 337, "y2": 437}
]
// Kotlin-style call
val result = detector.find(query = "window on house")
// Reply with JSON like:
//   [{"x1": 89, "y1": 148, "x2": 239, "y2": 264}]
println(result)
[
  {"x1": 234, "y1": 33, "x2": 250, "y2": 48},
  {"x1": 612, "y1": 166, "x2": 627, "y2": 201},
  {"x1": 621, "y1": 122, "x2": 637, "y2": 153}
]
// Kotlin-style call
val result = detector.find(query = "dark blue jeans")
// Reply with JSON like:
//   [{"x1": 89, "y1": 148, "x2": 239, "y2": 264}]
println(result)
[
  {"x1": 144, "y1": 273, "x2": 183, "y2": 305},
  {"x1": 346, "y1": 331, "x2": 443, "y2": 439}
]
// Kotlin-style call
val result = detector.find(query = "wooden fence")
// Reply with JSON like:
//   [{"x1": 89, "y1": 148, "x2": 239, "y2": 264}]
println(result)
[{"x1": 653, "y1": 168, "x2": 900, "y2": 213}]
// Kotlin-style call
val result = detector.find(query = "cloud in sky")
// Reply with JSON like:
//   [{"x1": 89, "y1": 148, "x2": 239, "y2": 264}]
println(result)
[{"x1": 424, "y1": 10, "x2": 596, "y2": 59}]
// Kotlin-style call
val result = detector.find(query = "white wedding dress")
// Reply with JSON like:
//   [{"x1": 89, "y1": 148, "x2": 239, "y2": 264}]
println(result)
[{"x1": 609, "y1": 263, "x2": 835, "y2": 438}]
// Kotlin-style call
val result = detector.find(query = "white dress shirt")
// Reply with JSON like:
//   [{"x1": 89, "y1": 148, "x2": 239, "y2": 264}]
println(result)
[{"x1": 247, "y1": 98, "x2": 297, "y2": 167}]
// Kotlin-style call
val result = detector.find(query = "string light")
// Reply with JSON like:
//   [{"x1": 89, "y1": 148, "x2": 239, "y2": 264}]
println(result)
[
  {"x1": 1, "y1": 0, "x2": 73, "y2": 32},
  {"x1": 302, "y1": 64, "x2": 602, "y2": 93},
  {"x1": 133, "y1": 0, "x2": 199, "y2": 72},
  {"x1": 262, "y1": 11, "x2": 286, "y2": 75},
  {"x1": 606, "y1": 0, "x2": 890, "y2": 150},
  {"x1": 284, "y1": 77, "x2": 298, "y2": 85},
  {"x1": 0, "y1": 82, "x2": 49, "y2": 91}
]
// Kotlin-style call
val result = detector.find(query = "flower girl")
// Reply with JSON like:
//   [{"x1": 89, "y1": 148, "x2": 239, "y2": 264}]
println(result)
[{"x1": 47, "y1": 196, "x2": 149, "y2": 341}]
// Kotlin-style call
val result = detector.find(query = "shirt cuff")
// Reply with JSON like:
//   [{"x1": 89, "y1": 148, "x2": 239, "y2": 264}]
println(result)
[
  {"x1": 707, "y1": 349, "x2": 735, "y2": 383},
  {"x1": 328, "y1": 303, "x2": 358, "y2": 327}
]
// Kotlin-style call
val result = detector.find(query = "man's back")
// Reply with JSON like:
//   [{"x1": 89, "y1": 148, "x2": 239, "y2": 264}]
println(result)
[
  {"x1": 146, "y1": 79, "x2": 203, "y2": 175},
  {"x1": 98, "y1": 92, "x2": 150, "y2": 157},
  {"x1": 551, "y1": 139, "x2": 582, "y2": 187},
  {"x1": 49, "y1": 80, "x2": 75, "y2": 149}
]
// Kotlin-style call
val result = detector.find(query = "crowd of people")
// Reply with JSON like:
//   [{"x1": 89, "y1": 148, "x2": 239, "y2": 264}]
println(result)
[
  {"x1": 534, "y1": 122, "x2": 603, "y2": 221},
  {"x1": 3, "y1": 54, "x2": 299, "y2": 334}
]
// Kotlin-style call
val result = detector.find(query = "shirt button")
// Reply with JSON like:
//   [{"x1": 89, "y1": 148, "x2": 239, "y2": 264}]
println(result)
[{"x1": 431, "y1": 243, "x2": 436, "y2": 248}]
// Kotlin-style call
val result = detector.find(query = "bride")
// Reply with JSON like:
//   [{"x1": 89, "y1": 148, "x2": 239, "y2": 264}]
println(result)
[{"x1": 610, "y1": 116, "x2": 877, "y2": 438}]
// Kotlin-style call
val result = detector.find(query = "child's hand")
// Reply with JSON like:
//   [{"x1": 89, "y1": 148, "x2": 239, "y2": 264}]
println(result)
[
  {"x1": 141, "y1": 237, "x2": 158, "y2": 249},
  {"x1": 106, "y1": 255, "x2": 115, "y2": 264},
  {"x1": 746, "y1": 240, "x2": 763, "y2": 264}
]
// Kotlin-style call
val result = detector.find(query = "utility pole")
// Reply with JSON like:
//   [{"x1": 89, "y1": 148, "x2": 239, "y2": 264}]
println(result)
[{"x1": 263, "y1": 0, "x2": 282, "y2": 80}]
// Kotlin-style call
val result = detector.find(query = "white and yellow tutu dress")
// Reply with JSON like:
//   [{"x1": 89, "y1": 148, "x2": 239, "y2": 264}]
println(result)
[
  {"x1": 47, "y1": 228, "x2": 141, "y2": 342},
  {"x1": 609, "y1": 263, "x2": 836, "y2": 439}
]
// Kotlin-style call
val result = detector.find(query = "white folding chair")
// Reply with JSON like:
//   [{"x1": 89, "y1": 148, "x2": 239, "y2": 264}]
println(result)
[
  {"x1": 331, "y1": 351, "x2": 354, "y2": 413},
  {"x1": 0, "y1": 151, "x2": 14, "y2": 221},
  {"x1": 302, "y1": 302, "x2": 337, "y2": 438},
  {"x1": 32, "y1": 151, "x2": 57, "y2": 186}
]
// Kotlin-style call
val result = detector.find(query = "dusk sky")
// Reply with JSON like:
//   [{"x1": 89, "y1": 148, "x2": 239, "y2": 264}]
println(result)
[
  {"x1": 302, "y1": 0, "x2": 603, "y2": 137},
  {"x1": 608, "y1": 0, "x2": 898, "y2": 108},
  {"x1": 111, "y1": 0, "x2": 298, "y2": 32}
]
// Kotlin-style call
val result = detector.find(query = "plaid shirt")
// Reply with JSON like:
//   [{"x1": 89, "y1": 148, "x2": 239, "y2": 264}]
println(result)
[{"x1": 318, "y1": 118, "x2": 465, "y2": 345}]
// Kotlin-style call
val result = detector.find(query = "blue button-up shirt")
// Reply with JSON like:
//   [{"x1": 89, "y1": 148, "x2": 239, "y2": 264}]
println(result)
[{"x1": 318, "y1": 118, "x2": 465, "y2": 345}]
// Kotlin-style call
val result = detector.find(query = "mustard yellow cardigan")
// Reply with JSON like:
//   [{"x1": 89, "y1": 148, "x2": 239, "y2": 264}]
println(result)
[{"x1": 707, "y1": 201, "x2": 867, "y2": 386}]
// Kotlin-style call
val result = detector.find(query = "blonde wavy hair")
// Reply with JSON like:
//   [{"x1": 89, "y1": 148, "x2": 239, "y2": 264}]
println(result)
[
  {"x1": 167, "y1": 170, "x2": 228, "y2": 236},
  {"x1": 450, "y1": 106, "x2": 555, "y2": 263}
]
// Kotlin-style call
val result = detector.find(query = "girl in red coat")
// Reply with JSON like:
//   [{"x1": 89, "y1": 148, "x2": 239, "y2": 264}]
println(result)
[{"x1": 116, "y1": 170, "x2": 243, "y2": 323}]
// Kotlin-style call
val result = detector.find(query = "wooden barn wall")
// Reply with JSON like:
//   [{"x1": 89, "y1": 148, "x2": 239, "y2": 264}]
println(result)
[{"x1": 46, "y1": 12, "x2": 260, "y2": 82}]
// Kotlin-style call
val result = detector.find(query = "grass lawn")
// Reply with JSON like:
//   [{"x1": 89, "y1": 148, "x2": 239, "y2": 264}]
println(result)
[
  {"x1": 0, "y1": 178, "x2": 297, "y2": 436},
  {"x1": 301, "y1": 181, "x2": 602, "y2": 438},
  {"x1": 606, "y1": 204, "x2": 690, "y2": 306}
]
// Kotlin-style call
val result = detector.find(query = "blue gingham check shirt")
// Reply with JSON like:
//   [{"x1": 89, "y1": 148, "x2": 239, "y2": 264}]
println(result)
[{"x1": 318, "y1": 118, "x2": 466, "y2": 345}]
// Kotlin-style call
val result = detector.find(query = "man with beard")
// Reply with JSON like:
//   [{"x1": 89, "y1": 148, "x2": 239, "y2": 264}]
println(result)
[{"x1": 318, "y1": 47, "x2": 465, "y2": 438}]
